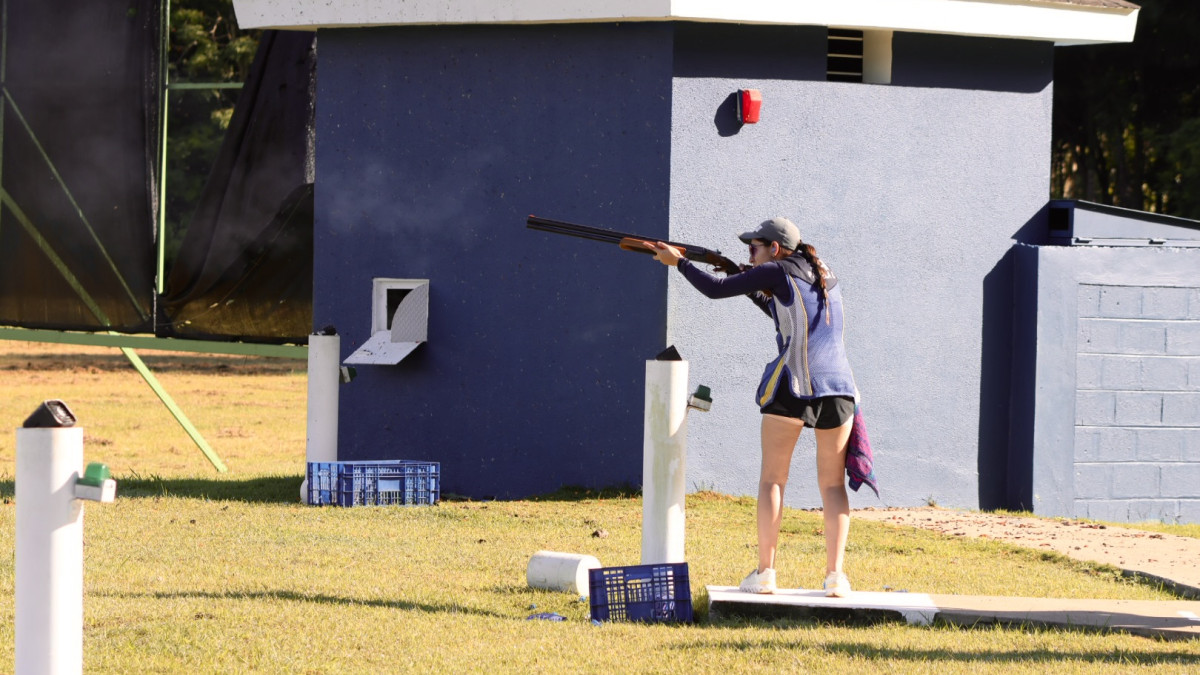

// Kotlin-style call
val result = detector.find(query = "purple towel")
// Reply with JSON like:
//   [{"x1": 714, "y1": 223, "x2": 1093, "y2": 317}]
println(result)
[{"x1": 845, "y1": 404, "x2": 878, "y2": 497}]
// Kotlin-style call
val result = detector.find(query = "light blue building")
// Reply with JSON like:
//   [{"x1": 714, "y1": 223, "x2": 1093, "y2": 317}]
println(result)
[{"x1": 233, "y1": 1, "x2": 1200, "y2": 523}]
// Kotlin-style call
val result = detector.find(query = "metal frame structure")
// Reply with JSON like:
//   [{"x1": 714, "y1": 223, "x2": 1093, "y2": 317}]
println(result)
[{"x1": 0, "y1": 0, "x2": 305, "y2": 472}]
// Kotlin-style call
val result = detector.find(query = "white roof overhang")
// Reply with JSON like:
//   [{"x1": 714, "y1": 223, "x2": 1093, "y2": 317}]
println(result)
[{"x1": 232, "y1": 0, "x2": 1139, "y2": 46}]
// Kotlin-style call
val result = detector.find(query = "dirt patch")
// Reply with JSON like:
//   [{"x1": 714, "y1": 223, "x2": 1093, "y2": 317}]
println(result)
[{"x1": 854, "y1": 507, "x2": 1200, "y2": 598}]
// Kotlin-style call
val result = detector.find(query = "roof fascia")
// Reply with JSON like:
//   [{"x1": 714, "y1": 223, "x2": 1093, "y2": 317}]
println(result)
[{"x1": 231, "y1": 0, "x2": 1138, "y2": 46}]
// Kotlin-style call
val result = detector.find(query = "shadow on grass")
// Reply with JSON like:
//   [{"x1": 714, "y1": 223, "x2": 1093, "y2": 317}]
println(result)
[
  {"x1": 117, "y1": 475, "x2": 302, "y2": 502},
  {"x1": 524, "y1": 484, "x2": 642, "y2": 502},
  {"x1": 0, "y1": 475, "x2": 305, "y2": 503},
  {"x1": 0, "y1": 476, "x2": 641, "y2": 504},
  {"x1": 102, "y1": 589, "x2": 506, "y2": 619},
  {"x1": 0, "y1": 473, "x2": 303, "y2": 504},
  {"x1": 667, "y1": 635, "x2": 1200, "y2": 664},
  {"x1": 823, "y1": 635, "x2": 1200, "y2": 663}
]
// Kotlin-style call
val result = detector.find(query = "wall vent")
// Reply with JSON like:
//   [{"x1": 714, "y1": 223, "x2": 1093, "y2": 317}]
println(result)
[
  {"x1": 827, "y1": 29, "x2": 864, "y2": 83},
  {"x1": 827, "y1": 29, "x2": 893, "y2": 85},
  {"x1": 343, "y1": 278, "x2": 430, "y2": 365}
]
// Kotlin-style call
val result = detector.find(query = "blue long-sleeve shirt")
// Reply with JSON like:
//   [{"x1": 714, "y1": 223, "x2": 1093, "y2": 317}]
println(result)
[{"x1": 676, "y1": 258, "x2": 790, "y2": 317}]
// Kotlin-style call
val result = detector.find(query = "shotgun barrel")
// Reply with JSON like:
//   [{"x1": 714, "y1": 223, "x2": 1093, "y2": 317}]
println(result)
[{"x1": 526, "y1": 215, "x2": 742, "y2": 274}]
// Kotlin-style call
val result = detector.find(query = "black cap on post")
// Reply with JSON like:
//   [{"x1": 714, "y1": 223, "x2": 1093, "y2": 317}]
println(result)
[
  {"x1": 22, "y1": 400, "x2": 77, "y2": 428},
  {"x1": 654, "y1": 345, "x2": 683, "y2": 361}
]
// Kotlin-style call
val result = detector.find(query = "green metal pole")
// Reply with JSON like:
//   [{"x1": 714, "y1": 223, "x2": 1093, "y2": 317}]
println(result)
[
  {"x1": 1, "y1": 0, "x2": 9, "y2": 243},
  {"x1": 157, "y1": 0, "x2": 170, "y2": 296},
  {"x1": 0, "y1": 327, "x2": 307, "y2": 359},
  {"x1": 0, "y1": 189, "x2": 236, "y2": 473},
  {"x1": 0, "y1": 189, "x2": 110, "y2": 323},
  {"x1": 1, "y1": 89, "x2": 148, "y2": 321},
  {"x1": 120, "y1": 346, "x2": 229, "y2": 473}
]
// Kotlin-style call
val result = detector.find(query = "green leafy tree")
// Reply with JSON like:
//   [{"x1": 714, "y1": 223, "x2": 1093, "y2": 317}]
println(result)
[
  {"x1": 1052, "y1": 0, "x2": 1200, "y2": 219},
  {"x1": 164, "y1": 0, "x2": 260, "y2": 265},
  {"x1": 1162, "y1": 118, "x2": 1200, "y2": 216}
]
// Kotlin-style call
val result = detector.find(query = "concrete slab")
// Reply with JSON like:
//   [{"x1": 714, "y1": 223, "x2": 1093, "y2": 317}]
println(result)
[{"x1": 707, "y1": 586, "x2": 1200, "y2": 640}]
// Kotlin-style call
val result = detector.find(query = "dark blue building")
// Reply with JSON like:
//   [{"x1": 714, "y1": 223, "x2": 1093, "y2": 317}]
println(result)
[{"x1": 230, "y1": 1, "x2": 1200, "y2": 524}]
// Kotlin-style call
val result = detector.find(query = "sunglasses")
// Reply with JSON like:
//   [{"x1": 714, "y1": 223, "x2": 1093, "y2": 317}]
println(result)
[{"x1": 749, "y1": 242, "x2": 772, "y2": 255}]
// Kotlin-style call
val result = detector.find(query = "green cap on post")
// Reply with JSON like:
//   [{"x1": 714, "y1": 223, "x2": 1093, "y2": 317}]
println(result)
[{"x1": 79, "y1": 462, "x2": 111, "y2": 487}]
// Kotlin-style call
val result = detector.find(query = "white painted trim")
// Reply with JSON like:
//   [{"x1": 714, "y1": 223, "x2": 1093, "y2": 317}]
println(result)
[
  {"x1": 862, "y1": 30, "x2": 893, "y2": 85},
  {"x1": 344, "y1": 278, "x2": 430, "y2": 366},
  {"x1": 232, "y1": 0, "x2": 1138, "y2": 45},
  {"x1": 371, "y1": 278, "x2": 426, "y2": 333}
]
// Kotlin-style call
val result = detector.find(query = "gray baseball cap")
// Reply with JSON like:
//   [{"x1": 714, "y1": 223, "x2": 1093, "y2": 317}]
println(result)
[{"x1": 738, "y1": 217, "x2": 801, "y2": 251}]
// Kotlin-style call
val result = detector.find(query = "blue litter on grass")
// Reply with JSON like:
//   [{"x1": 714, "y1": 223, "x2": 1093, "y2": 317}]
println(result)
[{"x1": 527, "y1": 612, "x2": 567, "y2": 621}]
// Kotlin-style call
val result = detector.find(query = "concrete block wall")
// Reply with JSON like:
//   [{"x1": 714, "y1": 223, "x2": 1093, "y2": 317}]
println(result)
[{"x1": 1074, "y1": 283, "x2": 1200, "y2": 523}]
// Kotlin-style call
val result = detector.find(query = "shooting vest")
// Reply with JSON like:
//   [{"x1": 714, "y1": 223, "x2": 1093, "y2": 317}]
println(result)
[{"x1": 756, "y1": 255, "x2": 857, "y2": 406}]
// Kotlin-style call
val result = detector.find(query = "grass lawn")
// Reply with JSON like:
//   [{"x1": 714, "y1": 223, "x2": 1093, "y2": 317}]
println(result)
[{"x1": 1, "y1": 339, "x2": 1198, "y2": 673}]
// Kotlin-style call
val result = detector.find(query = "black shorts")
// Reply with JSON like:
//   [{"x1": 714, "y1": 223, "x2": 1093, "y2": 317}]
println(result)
[{"x1": 760, "y1": 388, "x2": 855, "y2": 429}]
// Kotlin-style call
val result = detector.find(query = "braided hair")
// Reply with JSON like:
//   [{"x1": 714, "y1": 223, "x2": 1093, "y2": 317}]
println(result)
[{"x1": 795, "y1": 241, "x2": 832, "y2": 325}]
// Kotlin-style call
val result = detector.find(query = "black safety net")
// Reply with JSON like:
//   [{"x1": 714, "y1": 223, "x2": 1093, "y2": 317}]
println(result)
[
  {"x1": 0, "y1": 1, "x2": 314, "y2": 343},
  {"x1": 0, "y1": 0, "x2": 161, "y2": 332},
  {"x1": 160, "y1": 30, "x2": 315, "y2": 342}
]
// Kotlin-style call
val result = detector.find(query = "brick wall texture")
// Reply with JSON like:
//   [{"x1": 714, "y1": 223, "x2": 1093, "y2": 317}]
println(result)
[{"x1": 1074, "y1": 284, "x2": 1200, "y2": 522}]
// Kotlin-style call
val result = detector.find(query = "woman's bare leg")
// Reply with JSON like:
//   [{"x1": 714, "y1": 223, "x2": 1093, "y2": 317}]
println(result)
[
  {"x1": 757, "y1": 414, "x2": 804, "y2": 572},
  {"x1": 814, "y1": 419, "x2": 854, "y2": 575}
]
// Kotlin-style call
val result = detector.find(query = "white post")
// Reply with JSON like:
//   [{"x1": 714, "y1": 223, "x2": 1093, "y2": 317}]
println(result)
[
  {"x1": 641, "y1": 360, "x2": 688, "y2": 564},
  {"x1": 301, "y1": 332, "x2": 341, "y2": 502},
  {"x1": 16, "y1": 426, "x2": 85, "y2": 675}
]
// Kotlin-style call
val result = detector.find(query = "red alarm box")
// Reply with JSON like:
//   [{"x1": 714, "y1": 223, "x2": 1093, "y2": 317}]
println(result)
[{"x1": 738, "y1": 89, "x2": 762, "y2": 124}]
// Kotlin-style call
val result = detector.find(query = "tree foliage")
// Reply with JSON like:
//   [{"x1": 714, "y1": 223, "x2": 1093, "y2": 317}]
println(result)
[
  {"x1": 1052, "y1": 0, "x2": 1200, "y2": 219},
  {"x1": 170, "y1": 1, "x2": 259, "y2": 84},
  {"x1": 164, "y1": 0, "x2": 260, "y2": 264}
]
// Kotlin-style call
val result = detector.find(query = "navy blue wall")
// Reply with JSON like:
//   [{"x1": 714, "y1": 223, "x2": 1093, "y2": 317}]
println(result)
[
  {"x1": 314, "y1": 24, "x2": 674, "y2": 497},
  {"x1": 892, "y1": 33, "x2": 1053, "y2": 92}
]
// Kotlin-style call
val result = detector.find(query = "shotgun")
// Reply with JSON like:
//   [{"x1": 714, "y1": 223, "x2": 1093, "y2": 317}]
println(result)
[{"x1": 526, "y1": 215, "x2": 744, "y2": 274}]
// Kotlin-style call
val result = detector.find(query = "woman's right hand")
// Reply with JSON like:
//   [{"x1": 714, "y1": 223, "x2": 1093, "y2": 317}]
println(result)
[{"x1": 649, "y1": 241, "x2": 685, "y2": 267}]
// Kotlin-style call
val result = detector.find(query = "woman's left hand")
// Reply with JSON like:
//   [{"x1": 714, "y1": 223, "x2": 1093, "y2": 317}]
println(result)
[{"x1": 649, "y1": 241, "x2": 685, "y2": 267}]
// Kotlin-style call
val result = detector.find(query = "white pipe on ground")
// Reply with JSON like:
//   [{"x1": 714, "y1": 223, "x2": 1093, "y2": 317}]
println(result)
[
  {"x1": 641, "y1": 359, "x2": 688, "y2": 564},
  {"x1": 16, "y1": 426, "x2": 85, "y2": 675},
  {"x1": 526, "y1": 551, "x2": 602, "y2": 595},
  {"x1": 302, "y1": 332, "x2": 340, "y2": 503}
]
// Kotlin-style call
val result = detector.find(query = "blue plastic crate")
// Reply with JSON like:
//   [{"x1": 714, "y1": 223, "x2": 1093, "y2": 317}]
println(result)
[
  {"x1": 588, "y1": 562, "x2": 692, "y2": 623},
  {"x1": 307, "y1": 460, "x2": 439, "y2": 506},
  {"x1": 306, "y1": 461, "x2": 341, "y2": 505}
]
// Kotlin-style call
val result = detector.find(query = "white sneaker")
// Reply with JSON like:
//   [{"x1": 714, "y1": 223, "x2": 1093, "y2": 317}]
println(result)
[
  {"x1": 823, "y1": 571, "x2": 852, "y2": 598},
  {"x1": 739, "y1": 568, "x2": 776, "y2": 594}
]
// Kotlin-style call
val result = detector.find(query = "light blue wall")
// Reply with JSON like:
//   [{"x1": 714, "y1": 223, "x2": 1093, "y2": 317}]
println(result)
[
  {"x1": 669, "y1": 31, "x2": 1054, "y2": 509},
  {"x1": 1013, "y1": 243, "x2": 1200, "y2": 523}
]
